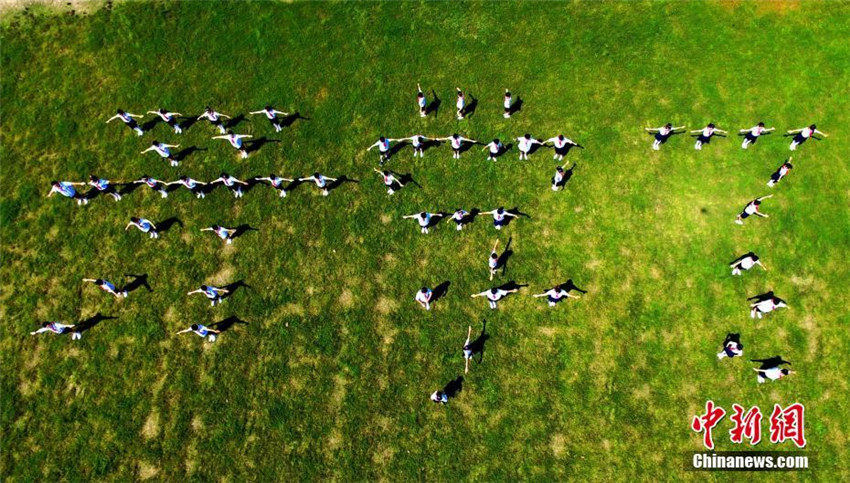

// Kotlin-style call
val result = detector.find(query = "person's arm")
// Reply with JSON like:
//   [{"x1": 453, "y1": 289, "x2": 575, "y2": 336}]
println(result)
[
  {"x1": 31, "y1": 327, "x2": 52, "y2": 335},
  {"x1": 814, "y1": 129, "x2": 828, "y2": 137},
  {"x1": 187, "y1": 289, "x2": 203, "y2": 295},
  {"x1": 235, "y1": 134, "x2": 252, "y2": 140},
  {"x1": 218, "y1": 113, "x2": 231, "y2": 119},
  {"x1": 764, "y1": 127, "x2": 776, "y2": 132},
  {"x1": 210, "y1": 177, "x2": 225, "y2": 184},
  {"x1": 248, "y1": 110, "x2": 264, "y2": 115},
  {"x1": 105, "y1": 114, "x2": 120, "y2": 123},
  {"x1": 672, "y1": 126, "x2": 686, "y2": 131},
  {"x1": 480, "y1": 210, "x2": 495, "y2": 215},
  {"x1": 715, "y1": 129, "x2": 728, "y2": 134},
  {"x1": 324, "y1": 176, "x2": 337, "y2": 182},
  {"x1": 566, "y1": 292, "x2": 581, "y2": 299},
  {"x1": 730, "y1": 259, "x2": 742, "y2": 268},
  {"x1": 197, "y1": 113, "x2": 208, "y2": 120},
  {"x1": 367, "y1": 141, "x2": 380, "y2": 151},
  {"x1": 738, "y1": 128, "x2": 748, "y2": 133},
  {"x1": 127, "y1": 113, "x2": 143, "y2": 118},
  {"x1": 125, "y1": 222, "x2": 135, "y2": 230},
  {"x1": 210, "y1": 329, "x2": 222, "y2": 334},
  {"x1": 218, "y1": 288, "x2": 230, "y2": 294},
  {"x1": 146, "y1": 110, "x2": 158, "y2": 115},
  {"x1": 211, "y1": 135, "x2": 227, "y2": 140},
  {"x1": 165, "y1": 180, "x2": 183, "y2": 186},
  {"x1": 200, "y1": 227, "x2": 214, "y2": 232},
  {"x1": 298, "y1": 176, "x2": 315, "y2": 182},
  {"x1": 471, "y1": 292, "x2": 486, "y2": 298},
  {"x1": 140, "y1": 146, "x2": 155, "y2": 154},
  {"x1": 46, "y1": 187, "x2": 56, "y2": 197},
  {"x1": 82, "y1": 278, "x2": 96, "y2": 283},
  {"x1": 149, "y1": 221, "x2": 158, "y2": 230},
  {"x1": 786, "y1": 127, "x2": 804, "y2": 134},
  {"x1": 176, "y1": 328, "x2": 193, "y2": 334},
  {"x1": 757, "y1": 194, "x2": 774, "y2": 201},
  {"x1": 163, "y1": 144, "x2": 180, "y2": 148},
  {"x1": 754, "y1": 211, "x2": 769, "y2": 218},
  {"x1": 402, "y1": 214, "x2": 417, "y2": 219},
  {"x1": 272, "y1": 110, "x2": 289, "y2": 116},
  {"x1": 505, "y1": 212, "x2": 518, "y2": 218},
  {"x1": 531, "y1": 138, "x2": 544, "y2": 145},
  {"x1": 492, "y1": 239, "x2": 499, "y2": 253},
  {"x1": 756, "y1": 260, "x2": 767, "y2": 271},
  {"x1": 532, "y1": 293, "x2": 547, "y2": 298},
  {"x1": 169, "y1": 112, "x2": 182, "y2": 117},
  {"x1": 689, "y1": 129, "x2": 702, "y2": 133},
  {"x1": 507, "y1": 288, "x2": 520, "y2": 293},
  {"x1": 233, "y1": 177, "x2": 249, "y2": 185}
]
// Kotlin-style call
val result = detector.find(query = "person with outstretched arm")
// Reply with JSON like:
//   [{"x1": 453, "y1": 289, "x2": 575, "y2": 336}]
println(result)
[
  {"x1": 544, "y1": 134, "x2": 583, "y2": 161},
  {"x1": 767, "y1": 158, "x2": 793, "y2": 187},
  {"x1": 645, "y1": 123, "x2": 685, "y2": 150},
  {"x1": 125, "y1": 217, "x2": 159, "y2": 238},
  {"x1": 201, "y1": 225, "x2": 236, "y2": 245},
  {"x1": 212, "y1": 131, "x2": 252, "y2": 159},
  {"x1": 416, "y1": 83, "x2": 428, "y2": 117},
  {"x1": 88, "y1": 175, "x2": 122, "y2": 201},
  {"x1": 106, "y1": 109, "x2": 144, "y2": 136},
  {"x1": 739, "y1": 122, "x2": 775, "y2": 149},
  {"x1": 729, "y1": 252, "x2": 766, "y2": 275},
  {"x1": 299, "y1": 173, "x2": 337, "y2": 197},
  {"x1": 176, "y1": 323, "x2": 222, "y2": 342},
  {"x1": 147, "y1": 108, "x2": 183, "y2": 134},
  {"x1": 141, "y1": 141, "x2": 180, "y2": 166},
  {"x1": 253, "y1": 174, "x2": 295, "y2": 198},
  {"x1": 249, "y1": 105, "x2": 289, "y2": 132},
  {"x1": 471, "y1": 286, "x2": 520, "y2": 309},
  {"x1": 532, "y1": 285, "x2": 581, "y2": 307},
  {"x1": 47, "y1": 180, "x2": 87, "y2": 205},
  {"x1": 198, "y1": 106, "x2": 231, "y2": 134},
  {"x1": 187, "y1": 284, "x2": 230, "y2": 307},
  {"x1": 787, "y1": 124, "x2": 827, "y2": 151},
  {"x1": 516, "y1": 133, "x2": 544, "y2": 160},
  {"x1": 734, "y1": 194, "x2": 772, "y2": 225},
  {"x1": 481, "y1": 207, "x2": 517, "y2": 230},
  {"x1": 167, "y1": 176, "x2": 208, "y2": 199},
  {"x1": 690, "y1": 123, "x2": 727, "y2": 150},
  {"x1": 437, "y1": 134, "x2": 477, "y2": 159},
  {"x1": 211, "y1": 172, "x2": 249, "y2": 198},
  {"x1": 30, "y1": 321, "x2": 81, "y2": 340},
  {"x1": 134, "y1": 175, "x2": 169, "y2": 198},
  {"x1": 83, "y1": 278, "x2": 128, "y2": 298}
]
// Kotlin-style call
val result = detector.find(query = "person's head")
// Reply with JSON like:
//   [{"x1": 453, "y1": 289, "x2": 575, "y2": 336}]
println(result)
[
  {"x1": 141, "y1": 174, "x2": 150, "y2": 180},
  {"x1": 420, "y1": 211, "x2": 427, "y2": 218},
  {"x1": 493, "y1": 138, "x2": 500, "y2": 144},
  {"x1": 557, "y1": 166, "x2": 564, "y2": 173},
  {"x1": 707, "y1": 123, "x2": 715, "y2": 129},
  {"x1": 758, "y1": 122, "x2": 765, "y2": 127},
  {"x1": 42, "y1": 321, "x2": 52, "y2": 328},
  {"x1": 382, "y1": 170, "x2": 390, "y2": 176},
  {"x1": 457, "y1": 90, "x2": 463, "y2": 97},
  {"x1": 809, "y1": 124, "x2": 817, "y2": 130},
  {"x1": 786, "y1": 162, "x2": 793, "y2": 169},
  {"x1": 265, "y1": 105, "x2": 272, "y2": 111},
  {"x1": 116, "y1": 109, "x2": 125, "y2": 115},
  {"x1": 211, "y1": 225, "x2": 220, "y2": 230},
  {"x1": 379, "y1": 136, "x2": 386, "y2": 142},
  {"x1": 753, "y1": 200, "x2": 761, "y2": 206},
  {"x1": 665, "y1": 122, "x2": 672, "y2": 129},
  {"x1": 200, "y1": 285, "x2": 208, "y2": 291},
  {"x1": 130, "y1": 217, "x2": 140, "y2": 223},
  {"x1": 51, "y1": 180, "x2": 59, "y2": 187},
  {"x1": 497, "y1": 207, "x2": 505, "y2": 214},
  {"x1": 205, "y1": 106, "x2": 212, "y2": 113},
  {"x1": 151, "y1": 140, "x2": 161, "y2": 146},
  {"x1": 417, "y1": 91, "x2": 424, "y2": 99},
  {"x1": 159, "y1": 108, "x2": 167, "y2": 114},
  {"x1": 313, "y1": 172, "x2": 321, "y2": 179},
  {"x1": 505, "y1": 91, "x2": 511, "y2": 97},
  {"x1": 220, "y1": 172, "x2": 229, "y2": 178},
  {"x1": 524, "y1": 133, "x2": 531, "y2": 139},
  {"x1": 420, "y1": 287, "x2": 429, "y2": 294},
  {"x1": 780, "y1": 368, "x2": 791, "y2": 376},
  {"x1": 490, "y1": 288, "x2": 498, "y2": 295},
  {"x1": 89, "y1": 175, "x2": 98, "y2": 182},
  {"x1": 180, "y1": 175, "x2": 189, "y2": 181},
  {"x1": 452, "y1": 133, "x2": 459, "y2": 139},
  {"x1": 191, "y1": 324, "x2": 199, "y2": 331},
  {"x1": 226, "y1": 130, "x2": 234, "y2": 136},
  {"x1": 558, "y1": 134, "x2": 565, "y2": 141},
  {"x1": 490, "y1": 252, "x2": 498, "y2": 260},
  {"x1": 95, "y1": 278, "x2": 104, "y2": 284}
]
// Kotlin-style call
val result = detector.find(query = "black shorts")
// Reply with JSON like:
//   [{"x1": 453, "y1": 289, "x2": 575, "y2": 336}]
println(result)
[
  {"x1": 554, "y1": 145, "x2": 569, "y2": 156},
  {"x1": 494, "y1": 218, "x2": 506, "y2": 227},
  {"x1": 211, "y1": 119, "x2": 223, "y2": 126},
  {"x1": 792, "y1": 133, "x2": 807, "y2": 144},
  {"x1": 739, "y1": 211, "x2": 751, "y2": 219},
  {"x1": 697, "y1": 134, "x2": 711, "y2": 143},
  {"x1": 167, "y1": 118, "x2": 178, "y2": 127},
  {"x1": 126, "y1": 119, "x2": 139, "y2": 129},
  {"x1": 551, "y1": 176, "x2": 564, "y2": 186},
  {"x1": 654, "y1": 133, "x2": 669, "y2": 142},
  {"x1": 744, "y1": 133, "x2": 758, "y2": 143}
]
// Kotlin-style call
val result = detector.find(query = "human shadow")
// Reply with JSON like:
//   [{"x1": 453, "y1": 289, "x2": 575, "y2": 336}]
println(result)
[
  {"x1": 747, "y1": 291, "x2": 774, "y2": 303},
  {"x1": 209, "y1": 315, "x2": 248, "y2": 333},
  {"x1": 397, "y1": 173, "x2": 422, "y2": 191},
  {"x1": 467, "y1": 319, "x2": 490, "y2": 363},
  {"x1": 496, "y1": 237, "x2": 514, "y2": 273},
  {"x1": 156, "y1": 217, "x2": 183, "y2": 233},
  {"x1": 74, "y1": 313, "x2": 117, "y2": 334},
  {"x1": 177, "y1": 115, "x2": 200, "y2": 131},
  {"x1": 425, "y1": 90, "x2": 441, "y2": 117},
  {"x1": 387, "y1": 141, "x2": 409, "y2": 159},
  {"x1": 496, "y1": 280, "x2": 528, "y2": 294},
  {"x1": 220, "y1": 280, "x2": 251, "y2": 301},
  {"x1": 326, "y1": 175, "x2": 359, "y2": 193},
  {"x1": 495, "y1": 142, "x2": 513, "y2": 159},
  {"x1": 244, "y1": 137, "x2": 281, "y2": 155},
  {"x1": 420, "y1": 138, "x2": 442, "y2": 154},
  {"x1": 173, "y1": 146, "x2": 207, "y2": 162},
  {"x1": 457, "y1": 140, "x2": 479, "y2": 155},
  {"x1": 279, "y1": 112, "x2": 309, "y2": 129},
  {"x1": 431, "y1": 281, "x2": 451, "y2": 302},
  {"x1": 559, "y1": 278, "x2": 587, "y2": 294},
  {"x1": 526, "y1": 141, "x2": 545, "y2": 156},
  {"x1": 140, "y1": 117, "x2": 161, "y2": 132},
  {"x1": 554, "y1": 163, "x2": 576, "y2": 188},
  {"x1": 508, "y1": 97, "x2": 524, "y2": 116},
  {"x1": 459, "y1": 208, "x2": 480, "y2": 227},
  {"x1": 442, "y1": 375, "x2": 463, "y2": 398},
  {"x1": 231, "y1": 224, "x2": 259, "y2": 240},
  {"x1": 426, "y1": 212, "x2": 448, "y2": 229},
  {"x1": 119, "y1": 273, "x2": 152, "y2": 294},
  {"x1": 462, "y1": 96, "x2": 478, "y2": 118},
  {"x1": 223, "y1": 114, "x2": 246, "y2": 129},
  {"x1": 117, "y1": 182, "x2": 144, "y2": 196},
  {"x1": 501, "y1": 207, "x2": 531, "y2": 227}
]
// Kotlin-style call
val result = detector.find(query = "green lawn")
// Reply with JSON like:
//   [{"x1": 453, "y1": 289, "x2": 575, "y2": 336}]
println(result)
[{"x1": 2, "y1": 0, "x2": 849, "y2": 480}]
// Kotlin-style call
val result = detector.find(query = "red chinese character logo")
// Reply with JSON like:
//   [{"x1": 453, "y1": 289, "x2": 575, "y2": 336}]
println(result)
[
  {"x1": 729, "y1": 404, "x2": 762, "y2": 445},
  {"x1": 769, "y1": 403, "x2": 807, "y2": 448},
  {"x1": 692, "y1": 400, "x2": 726, "y2": 449}
]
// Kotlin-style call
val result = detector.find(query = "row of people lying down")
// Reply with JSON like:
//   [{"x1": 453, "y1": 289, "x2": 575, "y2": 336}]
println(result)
[
  {"x1": 47, "y1": 172, "x2": 341, "y2": 204},
  {"x1": 645, "y1": 123, "x2": 828, "y2": 151},
  {"x1": 367, "y1": 133, "x2": 583, "y2": 164},
  {"x1": 716, "y1": 334, "x2": 794, "y2": 384}
]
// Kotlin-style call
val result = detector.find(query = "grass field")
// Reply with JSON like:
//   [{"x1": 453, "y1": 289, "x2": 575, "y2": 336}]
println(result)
[{"x1": 2, "y1": 0, "x2": 849, "y2": 480}]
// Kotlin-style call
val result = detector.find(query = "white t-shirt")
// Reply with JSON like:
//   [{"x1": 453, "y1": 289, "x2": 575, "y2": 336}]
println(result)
[
  {"x1": 517, "y1": 137, "x2": 535, "y2": 152},
  {"x1": 415, "y1": 290, "x2": 431, "y2": 303},
  {"x1": 456, "y1": 96, "x2": 465, "y2": 109},
  {"x1": 450, "y1": 137, "x2": 463, "y2": 149},
  {"x1": 452, "y1": 210, "x2": 467, "y2": 221},
  {"x1": 740, "y1": 257, "x2": 755, "y2": 270},
  {"x1": 744, "y1": 202, "x2": 759, "y2": 215},
  {"x1": 761, "y1": 367, "x2": 783, "y2": 381},
  {"x1": 417, "y1": 213, "x2": 431, "y2": 227},
  {"x1": 486, "y1": 141, "x2": 501, "y2": 154},
  {"x1": 547, "y1": 137, "x2": 569, "y2": 148},
  {"x1": 701, "y1": 127, "x2": 714, "y2": 137},
  {"x1": 754, "y1": 299, "x2": 777, "y2": 313},
  {"x1": 658, "y1": 126, "x2": 671, "y2": 136},
  {"x1": 801, "y1": 127, "x2": 813, "y2": 138},
  {"x1": 486, "y1": 289, "x2": 507, "y2": 301},
  {"x1": 749, "y1": 125, "x2": 765, "y2": 136},
  {"x1": 503, "y1": 96, "x2": 511, "y2": 109},
  {"x1": 545, "y1": 288, "x2": 568, "y2": 300}
]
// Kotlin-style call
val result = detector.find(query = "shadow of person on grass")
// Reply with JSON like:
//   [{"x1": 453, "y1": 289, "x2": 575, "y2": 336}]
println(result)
[
  {"x1": 173, "y1": 146, "x2": 207, "y2": 162},
  {"x1": 177, "y1": 115, "x2": 200, "y2": 131},
  {"x1": 458, "y1": 208, "x2": 480, "y2": 228},
  {"x1": 496, "y1": 280, "x2": 528, "y2": 294},
  {"x1": 224, "y1": 114, "x2": 246, "y2": 129},
  {"x1": 499, "y1": 207, "x2": 531, "y2": 228},
  {"x1": 462, "y1": 96, "x2": 478, "y2": 118},
  {"x1": 326, "y1": 175, "x2": 359, "y2": 194},
  {"x1": 426, "y1": 212, "x2": 448, "y2": 229},
  {"x1": 387, "y1": 141, "x2": 409, "y2": 159},
  {"x1": 431, "y1": 281, "x2": 451, "y2": 302},
  {"x1": 425, "y1": 89, "x2": 441, "y2": 117},
  {"x1": 117, "y1": 182, "x2": 144, "y2": 196},
  {"x1": 221, "y1": 280, "x2": 251, "y2": 301},
  {"x1": 396, "y1": 173, "x2": 422, "y2": 191},
  {"x1": 231, "y1": 224, "x2": 259, "y2": 240},
  {"x1": 443, "y1": 375, "x2": 463, "y2": 398},
  {"x1": 279, "y1": 112, "x2": 309, "y2": 129},
  {"x1": 467, "y1": 319, "x2": 490, "y2": 363},
  {"x1": 119, "y1": 273, "x2": 152, "y2": 294},
  {"x1": 559, "y1": 278, "x2": 587, "y2": 294},
  {"x1": 244, "y1": 137, "x2": 281, "y2": 155},
  {"x1": 508, "y1": 97, "x2": 523, "y2": 116},
  {"x1": 496, "y1": 237, "x2": 514, "y2": 274},
  {"x1": 457, "y1": 140, "x2": 479, "y2": 155},
  {"x1": 140, "y1": 118, "x2": 160, "y2": 132},
  {"x1": 554, "y1": 163, "x2": 577, "y2": 189},
  {"x1": 209, "y1": 315, "x2": 248, "y2": 333},
  {"x1": 155, "y1": 217, "x2": 183, "y2": 233},
  {"x1": 74, "y1": 313, "x2": 117, "y2": 335}
]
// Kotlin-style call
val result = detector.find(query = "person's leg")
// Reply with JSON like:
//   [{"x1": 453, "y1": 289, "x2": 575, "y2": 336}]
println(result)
[
  {"x1": 717, "y1": 351, "x2": 727, "y2": 359},
  {"x1": 732, "y1": 268, "x2": 741, "y2": 275},
  {"x1": 279, "y1": 188, "x2": 287, "y2": 198},
  {"x1": 240, "y1": 149, "x2": 248, "y2": 159},
  {"x1": 489, "y1": 300, "x2": 497, "y2": 309},
  {"x1": 456, "y1": 222, "x2": 462, "y2": 231},
  {"x1": 72, "y1": 331, "x2": 82, "y2": 340}
]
